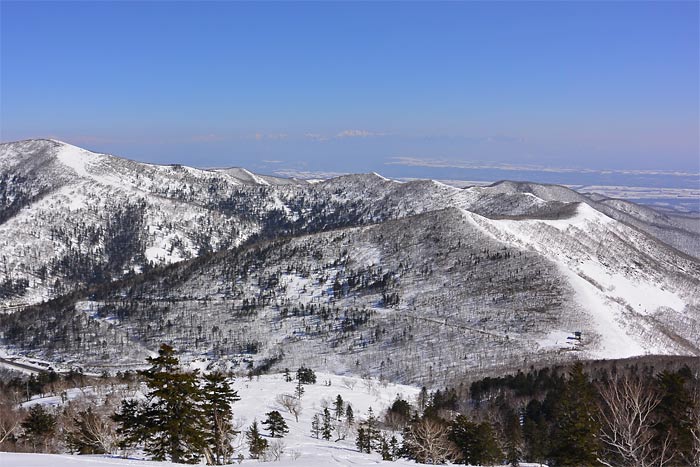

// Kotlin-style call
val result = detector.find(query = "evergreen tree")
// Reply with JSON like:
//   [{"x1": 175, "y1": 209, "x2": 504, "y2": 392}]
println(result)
[
  {"x1": 296, "y1": 366, "x2": 317, "y2": 384},
  {"x1": 311, "y1": 414, "x2": 321, "y2": 439},
  {"x1": 389, "y1": 435, "x2": 401, "y2": 459},
  {"x1": 245, "y1": 420, "x2": 268, "y2": 459},
  {"x1": 549, "y1": 363, "x2": 601, "y2": 466},
  {"x1": 418, "y1": 386, "x2": 429, "y2": 412},
  {"x1": 283, "y1": 368, "x2": 292, "y2": 383},
  {"x1": 262, "y1": 410, "x2": 289, "y2": 438},
  {"x1": 380, "y1": 435, "x2": 393, "y2": 460},
  {"x1": 321, "y1": 408, "x2": 333, "y2": 441},
  {"x1": 294, "y1": 378, "x2": 305, "y2": 399},
  {"x1": 201, "y1": 372, "x2": 240, "y2": 464},
  {"x1": 501, "y1": 405, "x2": 523, "y2": 466},
  {"x1": 345, "y1": 404, "x2": 354, "y2": 424},
  {"x1": 356, "y1": 426, "x2": 369, "y2": 453},
  {"x1": 656, "y1": 369, "x2": 694, "y2": 464},
  {"x1": 113, "y1": 344, "x2": 206, "y2": 464},
  {"x1": 449, "y1": 415, "x2": 501, "y2": 465},
  {"x1": 365, "y1": 407, "x2": 380, "y2": 450},
  {"x1": 334, "y1": 394, "x2": 345, "y2": 419},
  {"x1": 522, "y1": 399, "x2": 549, "y2": 463},
  {"x1": 21, "y1": 404, "x2": 56, "y2": 452}
]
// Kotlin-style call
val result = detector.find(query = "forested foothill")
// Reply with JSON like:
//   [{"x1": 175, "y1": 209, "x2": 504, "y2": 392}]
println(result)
[{"x1": 1, "y1": 352, "x2": 698, "y2": 466}]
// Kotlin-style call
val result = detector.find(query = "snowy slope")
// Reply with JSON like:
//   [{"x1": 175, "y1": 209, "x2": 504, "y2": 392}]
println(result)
[
  {"x1": 2, "y1": 372, "x2": 424, "y2": 467},
  {"x1": 468, "y1": 203, "x2": 700, "y2": 358}
]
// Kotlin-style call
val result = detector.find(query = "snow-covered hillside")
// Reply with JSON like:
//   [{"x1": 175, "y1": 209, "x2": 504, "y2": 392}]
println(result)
[
  {"x1": 2, "y1": 372, "x2": 424, "y2": 466},
  {"x1": 1, "y1": 139, "x2": 699, "y2": 384}
]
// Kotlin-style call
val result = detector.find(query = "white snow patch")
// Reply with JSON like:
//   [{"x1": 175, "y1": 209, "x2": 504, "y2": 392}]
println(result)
[
  {"x1": 56, "y1": 143, "x2": 104, "y2": 178},
  {"x1": 555, "y1": 263, "x2": 649, "y2": 358},
  {"x1": 537, "y1": 330, "x2": 579, "y2": 351}
]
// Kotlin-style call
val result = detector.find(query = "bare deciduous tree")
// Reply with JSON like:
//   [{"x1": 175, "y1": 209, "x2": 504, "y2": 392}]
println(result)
[
  {"x1": 263, "y1": 439, "x2": 286, "y2": 462},
  {"x1": 275, "y1": 393, "x2": 302, "y2": 422},
  {"x1": 342, "y1": 378, "x2": 357, "y2": 390},
  {"x1": 596, "y1": 375, "x2": 673, "y2": 467},
  {"x1": 404, "y1": 418, "x2": 461, "y2": 464},
  {"x1": 690, "y1": 379, "x2": 700, "y2": 467},
  {"x1": 0, "y1": 401, "x2": 23, "y2": 446},
  {"x1": 332, "y1": 419, "x2": 351, "y2": 442}
]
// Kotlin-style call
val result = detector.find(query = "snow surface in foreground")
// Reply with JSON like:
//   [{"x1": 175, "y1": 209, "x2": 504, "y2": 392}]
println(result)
[{"x1": 0, "y1": 452, "x2": 549, "y2": 466}]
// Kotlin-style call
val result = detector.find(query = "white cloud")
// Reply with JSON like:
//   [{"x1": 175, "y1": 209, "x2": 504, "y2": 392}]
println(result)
[
  {"x1": 273, "y1": 169, "x2": 348, "y2": 180},
  {"x1": 385, "y1": 157, "x2": 699, "y2": 177},
  {"x1": 336, "y1": 129, "x2": 387, "y2": 138},
  {"x1": 304, "y1": 133, "x2": 330, "y2": 142}
]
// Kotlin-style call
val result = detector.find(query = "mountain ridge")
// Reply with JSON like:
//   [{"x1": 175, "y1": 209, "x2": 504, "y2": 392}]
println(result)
[{"x1": 0, "y1": 139, "x2": 698, "y2": 384}]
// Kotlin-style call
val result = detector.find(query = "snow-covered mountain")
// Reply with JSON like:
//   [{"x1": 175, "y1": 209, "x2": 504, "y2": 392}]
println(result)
[{"x1": 0, "y1": 139, "x2": 698, "y2": 384}]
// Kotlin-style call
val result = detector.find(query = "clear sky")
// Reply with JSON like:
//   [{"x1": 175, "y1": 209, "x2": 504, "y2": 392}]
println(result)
[{"x1": 1, "y1": 1, "x2": 698, "y2": 177}]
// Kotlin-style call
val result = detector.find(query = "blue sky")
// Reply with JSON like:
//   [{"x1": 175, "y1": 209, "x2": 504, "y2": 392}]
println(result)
[{"x1": 1, "y1": 1, "x2": 698, "y2": 178}]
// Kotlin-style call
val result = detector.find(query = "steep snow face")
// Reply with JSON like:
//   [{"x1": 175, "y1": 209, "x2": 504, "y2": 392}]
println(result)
[
  {"x1": 54, "y1": 142, "x2": 105, "y2": 178},
  {"x1": 483, "y1": 180, "x2": 700, "y2": 258},
  {"x1": 470, "y1": 203, "x2": 700, "y2": 359}
]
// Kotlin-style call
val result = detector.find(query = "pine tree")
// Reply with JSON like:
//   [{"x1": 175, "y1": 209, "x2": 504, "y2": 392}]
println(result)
[
  {"x1": 449, "y1": 415, "x2": 502, "y2": 465},
  {"x1": 501, "y1": 406, "x2": 523, "y2": 466},
  {"x1": 656, "y1": 369, "x2": 694, "y2": 464},
  {"x1": 418, "y1": 386, "x2": 429, "y2": 412},
  {"x1": 345, "y1": 404, "x2": 354, "y2": 424},
  {"x1": 262, "y1": 410, "x2": 289, "y2": 438},
  {"x1": 202, "y1": 372, "x2": 240, "y2": 464},
  {"x1": 380, "y1": 435, "x2": 392, "y2": 460},
  {"x1": 21, "y1": 404, "x2": 56, "y2": 452},
  {"x1": 245, "y1": 420, "x2": 268, "y2": 459},
  {"x1": 296, "y1": 366, "x2": 316, "y2": 384},
  {"x1": 365, "y1": 407, "x2": 380, "y2": 451},
  {"x1": 334, "y1": 394, "x2": 344, "y2": 419},
  {"x1": 523, "y1": 399, "x2": 549, "y2": 464},
  {"x1": 311, "y1": 414, "x2": 321, "y2": 439},
  {"x1": 549, "y1": 363, "x2": 601, "y2": 466},
  {"x1": 295, "y1": 378, "x2": 305, "y2": 399},
  {"x1": 389, "y1": 435, "x2": 400, "y2": 460},
  {"x1": 113, "y1": 344, "x2": 206, "y2": 464},
  {"x1": 356, "y1": 426, "x2": 369, "y2": 453},
  {"x1": 321, "y1": 408, "x2": 333, "y2": 441}
]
